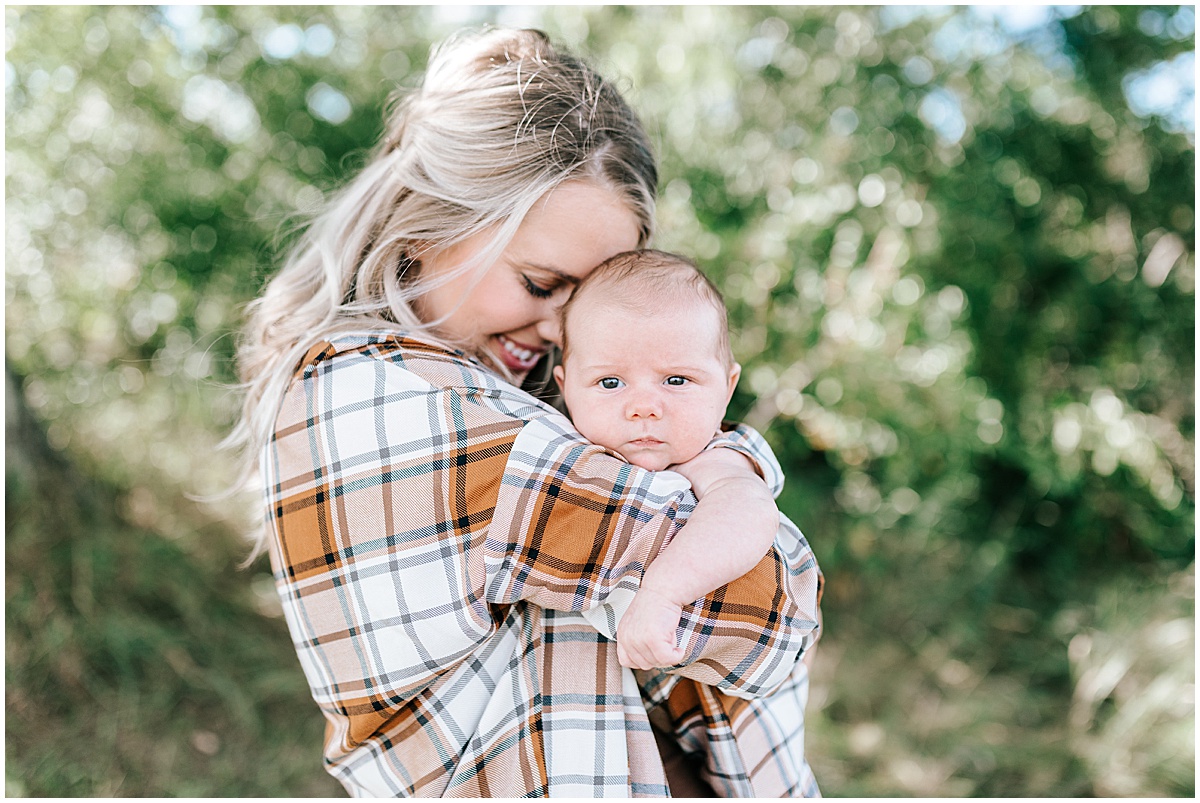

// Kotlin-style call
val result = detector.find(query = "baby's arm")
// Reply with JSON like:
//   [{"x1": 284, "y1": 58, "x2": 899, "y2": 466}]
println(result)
[{"x1": 616, "y1": 447, "x2": 780, "y2": 669}]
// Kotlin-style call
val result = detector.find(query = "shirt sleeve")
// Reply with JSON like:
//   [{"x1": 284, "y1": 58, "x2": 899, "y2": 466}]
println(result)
[
  {"x1": 267, "y1": 348, "x2": 691, "y2": 719},
  {"x1": 702, "y1": 421, "x2": 786, "y2": 497},
  {"x1": 267, "y1": 344, "x2": 815, "y2": 746},
  {"x1": 490, "y1": 416, "x2": 821, "y2": 700},
  {"x1": 639, "y1": 426, "x2": 821, "y2": 699},
  {"x1": 639, "y1": 511, "x2": 821, "y2": 700}
]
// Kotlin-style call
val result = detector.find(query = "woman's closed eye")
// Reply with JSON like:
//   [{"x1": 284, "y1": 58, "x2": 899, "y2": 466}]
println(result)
[{"x1": 521, "y1": 274, "x2": 555, "y2": 299}]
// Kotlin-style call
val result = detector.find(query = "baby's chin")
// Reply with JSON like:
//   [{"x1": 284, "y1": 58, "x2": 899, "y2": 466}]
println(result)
[
  {"x1": 626, "y1": 455, "x2": 673, "y2": 472},
  {"x1": 615, "y1": 448, "x2": 684, "y2": 472}
]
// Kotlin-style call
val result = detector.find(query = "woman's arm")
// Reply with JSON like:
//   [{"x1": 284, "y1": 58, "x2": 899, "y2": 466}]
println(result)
[
  {"x1": 267, "y1": 337, "x2": 694, "y2": 720},
  {"x1": 630, "y1": 426, "x2": 821, "y2": 697},
  {"x1": 616, "y1": 448, "x2": 780, "y2": 670},
  {"x1": 651, "y1": 447, "x2": 781, "y2": 599},
  {"x1": 491, "y1": 416, "x2": 821, "y2": 698},
  {"x1": 272, "y1": 336, "x2": 816, "y2": 721}
]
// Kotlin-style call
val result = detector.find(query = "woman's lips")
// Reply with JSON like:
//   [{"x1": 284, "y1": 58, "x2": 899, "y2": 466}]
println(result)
[{"x1": 494, "y1": 334, "x2": 545, "y2": 373}]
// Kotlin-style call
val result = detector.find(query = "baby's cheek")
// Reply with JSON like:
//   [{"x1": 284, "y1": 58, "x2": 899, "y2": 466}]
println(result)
[
  {"x1": 566, "y1": 406, "x2": 600, "y2": 439},
  {"x1": 573, "y1": 410, "x2": 624, "y2": 455},
  {"x1": 677, "y1": 424, "x2": 717, "y2": 464}
]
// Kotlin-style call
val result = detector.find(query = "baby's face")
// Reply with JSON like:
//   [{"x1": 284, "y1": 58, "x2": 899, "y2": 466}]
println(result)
[{"x1": 554, "y1": 301, "x2": 740, "y2": 471}]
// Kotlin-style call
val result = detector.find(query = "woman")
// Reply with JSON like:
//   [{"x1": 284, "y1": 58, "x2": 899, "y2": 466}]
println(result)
[{"x1": 233, "y1": 27, "x2": 821, "y2": 797}]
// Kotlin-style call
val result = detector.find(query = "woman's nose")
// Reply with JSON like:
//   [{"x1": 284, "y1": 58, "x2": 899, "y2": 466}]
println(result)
[{"x1": 535, "y1": 310, "x2": 562, "y2": 348}]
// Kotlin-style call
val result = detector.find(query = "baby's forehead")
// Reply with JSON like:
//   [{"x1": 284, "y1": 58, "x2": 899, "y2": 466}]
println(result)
[
  {"x1": 560, "y1": 256, "x2": 735, "y2": 368},
  {"x1": 572, "y1": 293, "x2": 722, "y2": 337},
  {"x1": 570, "y1": 284, "x2": 720, "y2": 324},
  {"x1": 570, "y1": 299, "x2": 727, "y2": 360}
]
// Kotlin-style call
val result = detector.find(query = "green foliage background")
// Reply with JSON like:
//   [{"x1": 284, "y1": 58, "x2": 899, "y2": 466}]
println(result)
[{"x1": 5, "y1": 5, "x2": 1194, "y2": 797}]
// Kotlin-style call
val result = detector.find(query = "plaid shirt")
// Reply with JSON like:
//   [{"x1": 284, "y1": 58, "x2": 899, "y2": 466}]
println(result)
[{"x1": 263, "y1": 333, "x2": 822, "y2": 797}]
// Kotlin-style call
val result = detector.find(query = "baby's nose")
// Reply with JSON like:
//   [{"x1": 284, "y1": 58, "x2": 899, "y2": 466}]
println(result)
[{"x1": 626, "y1": 391, "x2": 662, "y2": 419}]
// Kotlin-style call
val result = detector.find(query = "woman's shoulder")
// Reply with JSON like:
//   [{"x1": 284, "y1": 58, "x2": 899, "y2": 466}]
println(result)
[
  {"x1": 295, "y1": 330, "x2": 473, "y2": 372},
  {"x1": 293, "y1": 330, "x2": 559, "y2": 421}
]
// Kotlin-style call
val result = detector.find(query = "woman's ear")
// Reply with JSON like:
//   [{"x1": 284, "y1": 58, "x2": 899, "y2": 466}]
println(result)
[
  {"x1": 407, "y1": 239, "x2": 433, "y2": 256},
  {"x1": 726, "y1": 362, "x2": 742, "y2": 404},
  {"x1": 398, "y1": 253, "x2": 420, "y2": 279},
  {"x1": 402, "y1": 240, "x2": 434, "y2": 274}
]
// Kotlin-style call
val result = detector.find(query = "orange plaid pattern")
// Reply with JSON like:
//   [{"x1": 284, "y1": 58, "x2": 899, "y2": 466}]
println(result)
[{"x1": 263, "y1": 334, "x2": 822, "y2": 796}]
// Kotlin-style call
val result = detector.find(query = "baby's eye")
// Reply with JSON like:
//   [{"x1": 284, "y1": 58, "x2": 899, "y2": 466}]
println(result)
[
  {"x1": 598, "y1": 377, "x2": 624, "y2": 390},
  {"x1": 665, "y1": 376, "x2": 689, "y2": 386}
]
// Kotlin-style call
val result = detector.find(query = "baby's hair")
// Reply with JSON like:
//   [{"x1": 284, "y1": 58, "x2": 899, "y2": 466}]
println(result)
[
  {"x1": 229, "y1": 27, "x2": 658, "y2": 558},
  {"x1": 559, "y1": 249, "x2": 734, "y2": 369}
]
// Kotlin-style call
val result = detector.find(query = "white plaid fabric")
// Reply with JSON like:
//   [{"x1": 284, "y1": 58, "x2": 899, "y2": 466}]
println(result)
[{"x1": 263, "y1": 333, "x2": 822, "y2": 797}]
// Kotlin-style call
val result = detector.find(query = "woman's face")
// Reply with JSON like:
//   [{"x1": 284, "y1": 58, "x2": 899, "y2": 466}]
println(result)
[{"x1": 416, "y1": 181, "x2": 641, "y2": 381}]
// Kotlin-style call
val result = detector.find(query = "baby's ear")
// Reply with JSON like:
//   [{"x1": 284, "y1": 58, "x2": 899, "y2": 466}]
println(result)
[
  {"x1": 552, "y1": 364, "x2": 566, "y2": 390},
  {"x1": 726, "y1": 362, "x2": 742, "y2": 403}
]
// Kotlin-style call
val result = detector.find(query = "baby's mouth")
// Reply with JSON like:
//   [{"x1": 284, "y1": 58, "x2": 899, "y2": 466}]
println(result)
[{"x1": 494, "y1": 334, "x2": 545, "y2": 373}]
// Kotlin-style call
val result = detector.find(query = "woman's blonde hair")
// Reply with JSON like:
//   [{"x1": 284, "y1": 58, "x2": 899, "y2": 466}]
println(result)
[{"x1": 228, "y1": 27, "x2": 657, "y2": 555}]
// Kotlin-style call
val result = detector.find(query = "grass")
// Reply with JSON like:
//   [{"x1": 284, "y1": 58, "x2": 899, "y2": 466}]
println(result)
[
  {"x1": 803, "y1": 546, "x2": 1194, "y2": 797},
  {"x1": 5, "y1": 369, "x2": 1193, "y2": 797},
  {"x1": 4, "y1": 371, "x2": 343, "y2": 797}
]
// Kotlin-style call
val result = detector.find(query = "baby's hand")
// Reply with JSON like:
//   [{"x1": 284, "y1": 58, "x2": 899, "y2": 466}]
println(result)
[{"x1": 616, "y1": 586, "x2": 686, "y2": 669}]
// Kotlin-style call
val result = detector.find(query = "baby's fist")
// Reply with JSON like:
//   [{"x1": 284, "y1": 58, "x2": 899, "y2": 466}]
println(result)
[{"x1": 616, "y1": 587, "x2": 686, "y2": 670}]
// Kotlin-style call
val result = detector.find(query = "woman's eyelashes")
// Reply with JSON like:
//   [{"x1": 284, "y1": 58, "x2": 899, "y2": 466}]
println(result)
[{"x1": 521, "y1": 274, "x2": 555, "y2": 299}]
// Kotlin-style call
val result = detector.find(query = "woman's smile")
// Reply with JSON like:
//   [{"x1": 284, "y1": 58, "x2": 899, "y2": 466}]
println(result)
[
  {"x1": 494, "y1": 334, "x2": 546, "y2": 372},
  {"x1": 414, "y1": 181, "x2": 640, "y2": 381}
]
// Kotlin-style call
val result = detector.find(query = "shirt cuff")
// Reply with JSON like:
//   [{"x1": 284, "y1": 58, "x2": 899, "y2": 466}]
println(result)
[{"x1": 701, "y1": 422, "x2": 785, "y2": 497}]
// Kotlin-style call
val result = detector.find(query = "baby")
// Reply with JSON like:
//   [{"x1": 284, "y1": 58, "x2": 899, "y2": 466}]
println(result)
[{"x1": 553, "y1": 249, "x2": 791, "y2": 670}]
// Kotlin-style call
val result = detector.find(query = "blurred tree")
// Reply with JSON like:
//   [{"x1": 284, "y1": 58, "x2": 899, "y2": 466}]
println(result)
[{"x1": 5, "y1": 4, "x2": 1193, "y2": 797}]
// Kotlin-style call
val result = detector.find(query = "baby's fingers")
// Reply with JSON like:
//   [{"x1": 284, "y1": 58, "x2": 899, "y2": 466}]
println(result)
[
  {"x1": 619, "y1": 633, "x2": 638, "y2": 667},
  {"x1": 620, "y1": 634, "x2": 683, "y2": 670},
  {"x1": 648, "y1": 636, "x2": 685, "y2": 668},
  {"x1": 617, "y1": 637, "x2": 653, "y2": 670}
]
